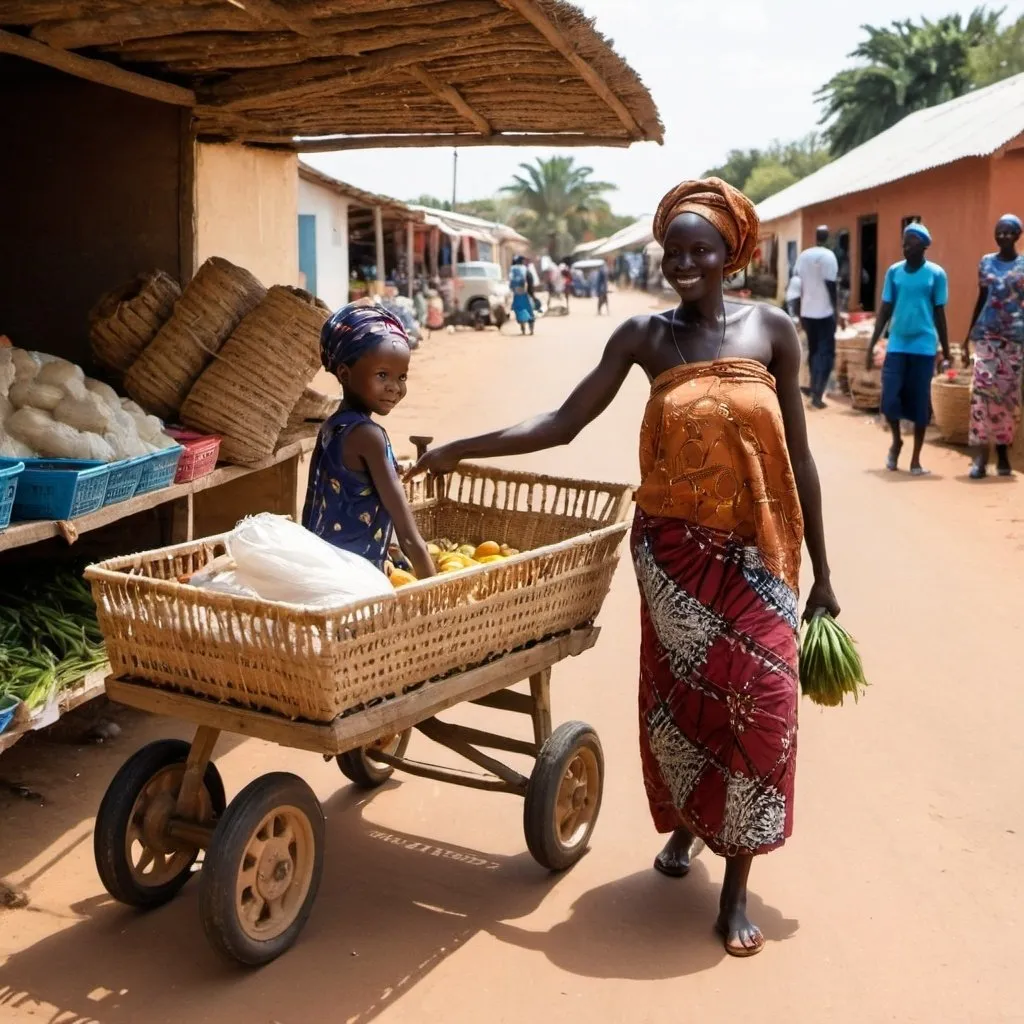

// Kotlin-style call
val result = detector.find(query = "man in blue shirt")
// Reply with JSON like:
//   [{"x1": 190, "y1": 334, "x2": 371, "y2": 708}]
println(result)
[{"x1": 866, "y1": 223, "x2": 951, "y2": 475}]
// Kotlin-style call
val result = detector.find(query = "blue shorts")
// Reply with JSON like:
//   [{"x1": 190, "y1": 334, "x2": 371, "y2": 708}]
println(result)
[{"x1": 881, "y1": 352, "x2": 934, "y2": 427}]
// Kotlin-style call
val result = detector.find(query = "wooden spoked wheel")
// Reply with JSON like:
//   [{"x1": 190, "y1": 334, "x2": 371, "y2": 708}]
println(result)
[
  {"x1": 524, "y1": 722, "x2": 604, "y2": 871},
  {"x1": 234, "y1": 805, "x2": 316, "y2": 942},
  {"x1": 95, "y1": 739, "x2": 225, "y2": 908},
  {"x1": 200, "y1": 772, "x2": 324, "y2": 966},
  {"x1": 336, "y1": 728, "x2": 411, "y2": 789},
  {"x1": 554, "y1": 745, "x2": 601, "y2": 849}
]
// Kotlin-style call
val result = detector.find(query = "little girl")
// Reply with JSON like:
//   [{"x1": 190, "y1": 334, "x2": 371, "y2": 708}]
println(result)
[{"x1": 301, "y1": 303, "x2": 435, "y2": 581}]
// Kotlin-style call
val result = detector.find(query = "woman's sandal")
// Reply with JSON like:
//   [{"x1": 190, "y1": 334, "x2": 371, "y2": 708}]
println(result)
[
  {"x1": 715, "y1": 920, "x2": 766, "y2": 958},
  {"x1": 653, "y1": 838, "x2": 705, "y2": 878},
  {"x1": 969, "y1": 463, "x2": 987, "y2": 480}
]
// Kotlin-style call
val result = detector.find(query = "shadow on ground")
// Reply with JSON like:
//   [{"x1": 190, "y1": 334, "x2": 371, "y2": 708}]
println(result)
[{"x1": 0, "y1": 776, "x2": 795, "y2": 1024}]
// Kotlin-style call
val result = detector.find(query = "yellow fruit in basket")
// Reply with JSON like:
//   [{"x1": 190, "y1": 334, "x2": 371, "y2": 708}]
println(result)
[
  {"x1": 500, "y1": 545, "x2": 520, "y2": 557},
  {"x1": 440, "y1": 562, "x2": 464, "y2": 573},
  {"x1": 457, "y1": 544, "x2": 477, "y2": 558},
  {"x1": 426, "y1": 543, "x2": 441, "y2": 557},
  {"x1": 389, "y1": 568, "x2": 418, "y2": 587},
  {"x1": 474, "y1": 541, "x2": 501, "y2": 558},
  {"x1": 477, "y1": 554, "x2": 506, "y2": 564}
]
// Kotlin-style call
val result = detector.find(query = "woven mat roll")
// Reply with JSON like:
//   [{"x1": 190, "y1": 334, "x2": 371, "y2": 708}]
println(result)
[
  {"x1": 181, "y1": 286, "x2": 327, "y2": 465},
  {"x1": 89, "y1": 270, "x2": 181, "y2": 378},
  {"x1": 123, "y1": 257, "x2": 265, "y2": 420},
  {"x1": 289, "y1": 386, "x2": 340, "y2": 424}
]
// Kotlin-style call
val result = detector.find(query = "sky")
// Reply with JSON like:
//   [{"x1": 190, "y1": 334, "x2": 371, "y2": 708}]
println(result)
[{"x1": 305, "y1": 0, "x2": 1024, "y2": 217}]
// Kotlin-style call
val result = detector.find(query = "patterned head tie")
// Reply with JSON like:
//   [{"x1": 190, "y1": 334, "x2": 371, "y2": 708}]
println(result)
[
  {"x1": 903, "y1": 223, "x2": 932, "y2": 245},
  {"x1": 997, "y1": 213, "x2": 1023, "y2": 231},
  {"x1": 320, "y1": 301, "x2": 409, "y2": 376},
  {"x1": 653, "y1": 177, "x2": 759, "y2": 277}
]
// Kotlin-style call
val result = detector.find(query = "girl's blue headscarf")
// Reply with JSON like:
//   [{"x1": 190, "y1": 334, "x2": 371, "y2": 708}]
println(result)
[
  {"x1": 903, "y1": 222, "x2": 932, "y2": 245},
  {"x1": 320, "y1": 302, "x2": 409, "y2": 376}
]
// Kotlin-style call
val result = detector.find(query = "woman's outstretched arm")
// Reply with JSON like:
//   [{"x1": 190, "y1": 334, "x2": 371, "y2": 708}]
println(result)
[
  {"x1": 406, "y1": 318, "x2": 642, "y2": 477},
  {"x1": 767, "y1": 306, "x2": 841, "y2": 619}
]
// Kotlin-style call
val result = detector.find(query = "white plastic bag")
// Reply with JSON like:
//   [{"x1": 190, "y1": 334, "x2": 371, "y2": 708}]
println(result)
[{"x1": 226, "y1": 514, "x2": 393, "y2": 607}]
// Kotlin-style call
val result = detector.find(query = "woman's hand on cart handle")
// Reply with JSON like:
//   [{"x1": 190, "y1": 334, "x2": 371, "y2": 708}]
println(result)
[
  {"x1": 802, "y1": 577, "x2": 840, "y2": 623},
  {"x1": 404, "y1": 441, "x2": 465, "y2": 480}
]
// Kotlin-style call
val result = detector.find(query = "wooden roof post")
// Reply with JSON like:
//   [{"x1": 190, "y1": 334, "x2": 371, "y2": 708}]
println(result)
[
  {"x1": 374, "y1": 205, "x2": 385, "y2": 295},
  {"x1": 406, "y1": 220, "x2": 415, "y2": 299}
]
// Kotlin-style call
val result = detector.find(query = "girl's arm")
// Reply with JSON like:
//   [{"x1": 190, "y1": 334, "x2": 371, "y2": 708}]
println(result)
[
  {"x1": 348, "y1": 425, "x2": 436, "y2": 579},
  {"x1": 766, "y1": 306, "x2": 841, "y2": 620},
  {"x1": 407, "y1": 318, "x2": 641, "y2": 477}
]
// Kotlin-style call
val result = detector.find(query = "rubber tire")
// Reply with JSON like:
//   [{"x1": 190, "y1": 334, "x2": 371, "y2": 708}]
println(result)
[
  {"x1": 523, "y1": 722, "x2": 604, "y2": 872},
  {"x1": 94, "y1": 738, "x2": 226, "y2": 909},
  {"x1": 199, "y1": 772, "x2": 324, "y2": 966},
  {"x1": 336, "y1": 729, "x2": 411, "y2": 789}
]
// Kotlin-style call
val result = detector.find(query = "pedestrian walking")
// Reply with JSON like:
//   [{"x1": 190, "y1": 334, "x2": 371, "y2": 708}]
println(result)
[
  {"x1": 866, "y1": 223, "x2": 951, "y2": 475},
  {"x1": 509, "y1": 256, "x2": 535, "y2": 336},
  {"x1": 409, "y1": 177, "x2": 839, "y2": 959},
  {"x1": 595, "y1": 264, "x2": 610, "y2": 315},
  {"x1": 794, "y1": 226, "x2": 839, "y2": 408},
  {"x1": 785, "y1": 270, "x2": 801, "y2": 319},
  {"x1": 963, "y1": 214, "x2": 1024, "y2": 478}
]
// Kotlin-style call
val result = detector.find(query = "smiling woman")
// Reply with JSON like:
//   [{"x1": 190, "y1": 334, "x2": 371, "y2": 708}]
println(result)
[{"x1": 407, "y1": 176, "x2": 841, "y2": 959}]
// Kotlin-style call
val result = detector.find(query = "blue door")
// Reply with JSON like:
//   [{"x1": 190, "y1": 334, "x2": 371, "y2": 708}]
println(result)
[{"x1": 298, "y1": 214, "x2": 317, "y2": 296}]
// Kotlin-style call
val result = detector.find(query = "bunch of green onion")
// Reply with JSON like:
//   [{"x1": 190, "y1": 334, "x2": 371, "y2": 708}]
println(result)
[{"x1": 799, "y1": 612, "x2": 868, "y2": 708}]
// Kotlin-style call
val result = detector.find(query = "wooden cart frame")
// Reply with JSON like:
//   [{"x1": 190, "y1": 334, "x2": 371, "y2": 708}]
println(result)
[{"x1": 95, "y1": 626, "x2": 605, "y2": 966}]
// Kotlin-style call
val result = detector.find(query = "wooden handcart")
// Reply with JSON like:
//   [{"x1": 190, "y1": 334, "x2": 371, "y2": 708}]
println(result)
[{"x1": 86, "y1": 462, "x2": 631, "y2": 966}]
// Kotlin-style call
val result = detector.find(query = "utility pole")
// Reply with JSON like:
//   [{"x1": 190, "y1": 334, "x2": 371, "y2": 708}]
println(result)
[{"x1": 451, "y1": 148, "x2": 458, "y2": 212}]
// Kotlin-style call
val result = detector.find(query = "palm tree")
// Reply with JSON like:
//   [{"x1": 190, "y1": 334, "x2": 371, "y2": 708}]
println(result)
[
  {"x1": 817, "y1": 8, "x2": 1001, "y2": 155},
  {"x1": 501, "y1": 156, "x2": 616, "y2": 256}
]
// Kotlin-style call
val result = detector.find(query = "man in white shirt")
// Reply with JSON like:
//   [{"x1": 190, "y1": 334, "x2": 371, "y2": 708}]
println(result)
[{"x1": 794, "y1": 226, "x2": 839, "y2": 408}]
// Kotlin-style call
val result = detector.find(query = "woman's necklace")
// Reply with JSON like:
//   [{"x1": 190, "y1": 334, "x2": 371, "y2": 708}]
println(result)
[{"x1": 669, "y1": 305, "x2": 728, "y2": 365}]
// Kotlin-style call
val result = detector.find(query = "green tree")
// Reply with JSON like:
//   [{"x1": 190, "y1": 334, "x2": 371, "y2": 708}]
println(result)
[
  {"x1": 969, "y1": 13, "x2": 1024, "y2": 85},
  {"x1": 409, "y1": 194, "x2": 452, "y2": 211},
  {"x1": 703, "y1": 149, "x2": 763, "y2": 189},
  {"x1": 500, "y1": 156, "x2": 616, "y2": 255},
  {"x1": 817, "y1": 8, "x2": 1002, "y2": 155},
  {"x1": 743, "y1": 163, "x2": 798, "y2": 204}
]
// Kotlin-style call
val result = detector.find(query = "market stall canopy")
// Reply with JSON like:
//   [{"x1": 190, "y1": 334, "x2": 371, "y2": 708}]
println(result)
[
  {"x1": 571, "y1": 258, "x2": 605, "y2": 270},
  {"x1": 412, "y1": 205, "x2": 529, "y2": 248},
  {"x1": 592, "y1": 215, "x2": 653, "y2": 256},
  {"x1": 573, "y1": 238, "x2": 608, "y2": 255},
  {"x1": 0, "y1": 0, "x2": 663, "y2": 150}
]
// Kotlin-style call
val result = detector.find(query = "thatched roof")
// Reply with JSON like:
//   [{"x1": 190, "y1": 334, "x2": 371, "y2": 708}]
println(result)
[{"x1": 0, "y1": 0, "x2": 663, "y2": 149}]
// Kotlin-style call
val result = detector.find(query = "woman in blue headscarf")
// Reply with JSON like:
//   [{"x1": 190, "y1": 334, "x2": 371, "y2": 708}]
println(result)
[
  {"x1": 301, "y1": 302, "x2": 435, "y2": 580},
  {"x1": 963, "y1": 214, "x2": 1024, "y2": 478}
]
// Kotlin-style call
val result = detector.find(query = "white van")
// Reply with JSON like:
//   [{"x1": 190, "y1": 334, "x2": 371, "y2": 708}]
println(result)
[{"x1": 452, "y1": 262, "x2": 511, "y2": 326}]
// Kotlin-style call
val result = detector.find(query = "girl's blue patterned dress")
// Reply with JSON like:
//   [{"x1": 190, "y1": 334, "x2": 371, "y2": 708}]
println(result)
[{"x1": 301, "y1": 408, "x2": 399, "y2": 569}]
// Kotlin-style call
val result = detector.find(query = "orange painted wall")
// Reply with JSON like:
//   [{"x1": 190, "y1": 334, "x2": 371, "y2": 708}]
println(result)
[{"x1": 799, "y1": 150, "x2": 1024, "y2": 343}]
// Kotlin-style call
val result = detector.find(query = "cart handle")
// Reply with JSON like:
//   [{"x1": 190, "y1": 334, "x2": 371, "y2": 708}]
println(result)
[{"x1": 409, "y1": 435, "x2": 433, "y2": 460}]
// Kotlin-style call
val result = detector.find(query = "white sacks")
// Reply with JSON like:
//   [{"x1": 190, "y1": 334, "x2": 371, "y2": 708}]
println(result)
[{"x1": 226, "y1": 513, "x2": 393, "y2": 607}]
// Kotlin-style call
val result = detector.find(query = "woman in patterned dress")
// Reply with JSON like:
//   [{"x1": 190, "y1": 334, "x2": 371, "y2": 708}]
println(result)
[
  {"x1": 964, "y1": 215, "x2": 1024, "y2": 478},
  {"x1": 408, "y1": 179, "x2": 840, "y2": 958}
]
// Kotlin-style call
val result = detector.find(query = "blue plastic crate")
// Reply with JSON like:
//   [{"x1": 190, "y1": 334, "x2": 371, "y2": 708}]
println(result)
[
  {"x1": 8, "y1": 458, "x2": 110, "y2": 520},
  {"x1": 0, "y1": 460, "x2": 24, "y2": 531},
  {"x1": 135, "y1": 446, "x2": 183, "y2": 496},
  {"x1": 103, "y1": 455, "x2": 147, "y2": 506}
]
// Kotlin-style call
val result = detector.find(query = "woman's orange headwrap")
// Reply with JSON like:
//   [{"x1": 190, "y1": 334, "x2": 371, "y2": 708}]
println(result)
[{"x1": 653, "y1": 178, "x2": 759, "y2": 277}]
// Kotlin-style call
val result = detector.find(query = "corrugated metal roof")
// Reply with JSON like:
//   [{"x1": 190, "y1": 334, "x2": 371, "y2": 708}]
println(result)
[
  {"x1": 592, "y1": 215, "x2": 654, "y2": 256},
  {"x1": 757, "y1": 72, "x2": 1024, "y2": 224}
]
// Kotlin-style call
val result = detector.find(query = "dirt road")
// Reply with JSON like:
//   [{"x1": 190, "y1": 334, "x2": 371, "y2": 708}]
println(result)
[{"x1": 2, "y1": 291, "x2": 1022, "y2": 1023}]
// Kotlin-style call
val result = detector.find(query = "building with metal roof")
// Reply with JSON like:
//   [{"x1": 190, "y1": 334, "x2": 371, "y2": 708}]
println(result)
[{"x1": 756, "y1": 72, "x2": 1024, "y2": 339}]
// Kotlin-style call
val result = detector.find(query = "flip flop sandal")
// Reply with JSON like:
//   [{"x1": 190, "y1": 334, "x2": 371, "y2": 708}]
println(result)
[
  {"x1": 886, "y1": 450, "x2": 900, "y2": 471},
  {"x1": 715, "y1": 920, "x2": 766, "y2": 958},
  {"x1": 969, "y1": 464, "x2": 987, "y2": 479},
  {"x1": 910, "y1": 467, "x2": 931, "y2": 477},
  {"x1": 998, "y1": 466, "x2": 1013, "y2": 477}
]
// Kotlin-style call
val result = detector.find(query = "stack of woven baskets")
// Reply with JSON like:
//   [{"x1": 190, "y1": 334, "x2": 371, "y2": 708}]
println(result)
[
  {"x1": 930, "y1": 368, "x2": 972, "y2": 445},
  {"x1": 834, "y1": 328, "x2": 871, "y2": 396},
  {"x1": 89, "y1": 259, "x2": 339, "y2": 466}
]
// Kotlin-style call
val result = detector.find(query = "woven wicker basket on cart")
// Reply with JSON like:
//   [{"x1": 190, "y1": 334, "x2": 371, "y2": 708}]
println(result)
[
  {"x1": 181, "y1": 286, "x2": 328, "y2": 466},
  {"x1": 85, "y1": 465, "x2": 632, "y2": 723},
  {"x1": 89, "y1": 271, "x2": 181, "y2": 379},
  {"x1": 930, "y1": 371, "x2": 972, "y2": 444},
  {"x1": 835, "y1": 333, "x2": 869, "y2": 395},
  {"x1": 850, "y1": 367, "x2": 882, "y2": 411},
  {"x1": 124, "y1": 258, "x2": 266, "y2": 420},
  {"x1": 289, "y1": 386, "x2": 340, "y2": 424}
]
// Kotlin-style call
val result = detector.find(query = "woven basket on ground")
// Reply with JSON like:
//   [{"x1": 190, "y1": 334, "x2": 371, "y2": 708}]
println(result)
[
  {"x1": 84, "y1": 464, "x2": 634, "y2": 723},
  {"x1": 123, "y1": 257, "x2": 265, "y2": 420},
  {"x1": 88, "y1": 270, "x2": 181, "y2": 378},
  {"x1": 850, "y1": 367, "x2": 882, "y2": 411},
  {"x1": 930, "y1": 371, "x2": 972, "y2": 445},
  {"x1": 181, "y1": 285, "x2": 328, "y2": 466},
  {"x1": 835, "y1": 333, "x2": 870, "y2": 396}
]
